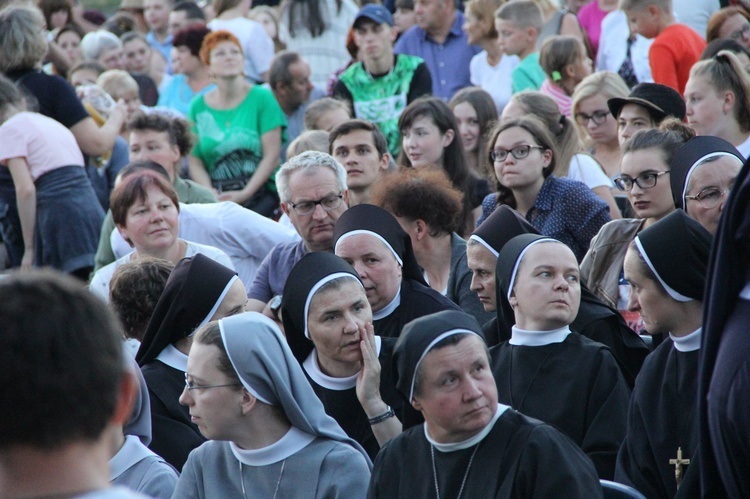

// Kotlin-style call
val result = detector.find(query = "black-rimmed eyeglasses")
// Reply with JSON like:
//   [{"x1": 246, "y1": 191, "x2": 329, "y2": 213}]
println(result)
[
  {"x1": 575, "y1": 110, "x2": 610, "y2": 126},
  {"x1": 489, "y1": 145, "x2": 545, "y2": 163},
  {"x1": 614, "y1": 171, "x2": 670, "y2": 191},
  {"x1": 290, "y1": 193, "x2": 344, "y2": 216}
]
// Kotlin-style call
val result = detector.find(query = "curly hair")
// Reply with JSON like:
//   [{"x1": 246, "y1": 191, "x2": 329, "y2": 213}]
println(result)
[
  {"x1": 109, "y1": 256, "x2": 174, "y2": 340},
  {"x1": 127, "y1": 110, "x2": 194, "y2": 156},
  {"x1": 372, "y1": 168, "x2": 463, "y2": 236}
]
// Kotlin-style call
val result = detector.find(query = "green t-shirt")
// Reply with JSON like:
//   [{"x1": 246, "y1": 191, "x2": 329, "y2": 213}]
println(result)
[
  {"x1": 511, "y1": 52, "x2": 546, "y2": 94},
  {"x1": 338, "y1": 54, "x2": 423, "y2": 157},
  {"x1": 189, "y1": 85, "x2": 286, "y2": 191}
]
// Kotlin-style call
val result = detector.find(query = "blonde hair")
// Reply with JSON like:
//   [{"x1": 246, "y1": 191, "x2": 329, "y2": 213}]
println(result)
[
  {"x1": 465, "y1": 0, "x2": 502, "y2": 39},
  {"x1": 571, "y1": 71, "x2": 630, "y2": 146},
  {"x1": 287, "y1": 130, "x2": 330, "y2": 158},
  {"x1": 689, "y1": 50, "x2": 750, "y2": 133},
  {"x1": 97, "y1": 70, "x2": 138, "y2": 100}
]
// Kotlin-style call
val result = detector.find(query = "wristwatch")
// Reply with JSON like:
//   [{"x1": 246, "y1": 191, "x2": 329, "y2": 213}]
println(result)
[{"x1": 269, "y1": 295, "x2": 283, "y2": 321}]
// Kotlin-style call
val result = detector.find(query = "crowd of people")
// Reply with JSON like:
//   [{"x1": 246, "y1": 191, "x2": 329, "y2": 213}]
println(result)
[{"x1": 1, "y1": 0, "x2": 749, "y2": 496}]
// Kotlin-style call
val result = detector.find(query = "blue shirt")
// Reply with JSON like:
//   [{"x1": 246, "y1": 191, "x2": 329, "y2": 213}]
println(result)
[
  {"x1": 146, "y1": 31, "x2": 173, "y2": 72},
  {"x1": 157, "y1": 74, "x2": 215, "y2": 117},
  {"x1": 478, "y1": 176, "x2": 610, "y2": 262},
  {"x1": 394, "y1": 11, "x2": 481, "y2": 101}
]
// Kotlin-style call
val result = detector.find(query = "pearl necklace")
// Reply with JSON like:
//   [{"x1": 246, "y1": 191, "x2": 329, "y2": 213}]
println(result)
[
  {"x1": 239, "y1": 459, "x2": 285, "y2": 499},
  {"x1": 430, "y1": 443, "x2": 479, "y2": 499}
]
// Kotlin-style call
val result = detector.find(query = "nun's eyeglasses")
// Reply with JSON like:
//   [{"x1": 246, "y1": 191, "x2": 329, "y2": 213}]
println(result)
[
  {"x1": 184, "y1": 374, "x2": 242, "y2": 392},
  {"x1": 289, "y1": 193, "x2": 344, "y2": 215},
  {"x1": 489, "y1": 145, "x2": 545, "y2": 162},
  {"x1": 614, "y1": 171, "x2": 670, "y2": 191},
  {"x1": 685, "y1": 187, "x2": 731, "y2": 209}
]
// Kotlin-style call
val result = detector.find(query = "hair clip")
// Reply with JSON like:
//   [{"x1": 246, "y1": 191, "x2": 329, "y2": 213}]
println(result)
[{"x1": 552, "y1": 70, "x2": 562, "y2": 82}]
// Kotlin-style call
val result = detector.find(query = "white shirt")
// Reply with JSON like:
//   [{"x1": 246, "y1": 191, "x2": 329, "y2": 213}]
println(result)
[
  {"x1": 90, "y1": 240, "x2": 234, "y2": 303},
  {"x1": 597, "y1": 10, "x2": 653, "y2": 84},
  {"x1": 110, "y1": 202, "x2": 298, "y2": 287},
  {"x1": 469, "y1": 51, "x2": 519, "y2": 115},
  {"x1": 567, "y1": 154, "x2": 613, "y2": 190}
]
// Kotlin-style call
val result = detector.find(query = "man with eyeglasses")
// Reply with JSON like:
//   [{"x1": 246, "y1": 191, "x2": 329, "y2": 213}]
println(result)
[{"x1": 246, "y1": 151, "x2": 350, "y2": 316}]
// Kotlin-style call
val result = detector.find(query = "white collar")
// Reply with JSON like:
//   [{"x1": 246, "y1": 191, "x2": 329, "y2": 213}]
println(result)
[
  {"x1": 670, "y1": 327, "x2": 702, "y2": 352},
  {"x1": 509, "y1": 325, "x2": 571, "y2": 346},
  {"x1": 372, "y1": 288, "x2": 401, "y2": 320},
  {"x1": 155, "y1": 343, "x2": 188, "y2": 372},
  {"x1": 302, "y1": 336, "x2": 382, "y2": 390},
  {"x1": 230, "y1": 427, "x2": 315, "y2": 466},
  {"x1": 423, "y1": 271, "x2": 448, "y2": 296},
  {"x1": 110, "y1": 435, "x2": 159, "y2": 481},
  {"x1": 425, "y1": 404, "x2": 510, "y2": 452}
]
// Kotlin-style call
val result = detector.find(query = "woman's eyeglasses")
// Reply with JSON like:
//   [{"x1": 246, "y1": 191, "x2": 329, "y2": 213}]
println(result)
[
  {"x1": 574, "y1": 110, "x2": 610, "y2": 126},
  {"x1": 489, "y1": 144, "x2": 545, "y2": 162},
  {"x1": 614, "y1": 171, "x2": 670, "y2": 191}
]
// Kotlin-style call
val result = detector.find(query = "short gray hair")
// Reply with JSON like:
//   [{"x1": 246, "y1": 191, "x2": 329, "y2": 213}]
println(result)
[
  {"x1": 0, "y1": 5, "x2": 48, "y2": 72},
  {"x1": 275, "y1": 151, "x2": 347, "y2": 203},
  {"x1": 80, "y1": 30, "x2": 123, "y2": 62}
]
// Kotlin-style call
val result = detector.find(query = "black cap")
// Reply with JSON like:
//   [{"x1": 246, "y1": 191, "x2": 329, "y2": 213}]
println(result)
[{"x1": 608, "y1": 83, "x2": 686, "y2": 122}]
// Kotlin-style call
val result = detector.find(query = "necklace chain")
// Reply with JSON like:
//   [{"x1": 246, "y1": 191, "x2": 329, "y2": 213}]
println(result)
[
  {"x1": 239, "y1": 459, "x2": 286, "y2": 499},
  {"x1": 430, "y1": 443, "x2": 479, "y2": 499}
]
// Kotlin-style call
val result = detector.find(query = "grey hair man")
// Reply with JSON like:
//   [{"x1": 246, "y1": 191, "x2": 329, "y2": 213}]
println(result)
[{"x1": 246, "y1": 151, "x2": 349, "y2": 312}]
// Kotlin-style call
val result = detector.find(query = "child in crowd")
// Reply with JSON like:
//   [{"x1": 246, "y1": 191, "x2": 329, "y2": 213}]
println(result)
[
  {"x1": 0, "y1": 75, "x2": 104, "y2": 277},
  {"x1": 620, "y1": 0, "x2": 705, "y2": 94},
  {"x1": 97, "y1": 70, "x2": 143, "y2": 131},
  {"x1": 495, "y1": 0, "x2": 546, "y2": 93},
  {"x1": 540, "y1": 35, "x2": 593, "y2": 117}
]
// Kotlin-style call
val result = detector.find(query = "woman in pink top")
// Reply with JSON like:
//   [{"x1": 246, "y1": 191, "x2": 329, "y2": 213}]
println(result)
[{"x1": 0, "y1": 75, "x2": 103, "y2": 277}]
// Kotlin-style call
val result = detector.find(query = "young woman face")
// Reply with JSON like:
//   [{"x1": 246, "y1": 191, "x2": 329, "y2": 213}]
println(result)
[
  {"x1": 491, "y1": 126, "x2": 551, "y2": 193},
  {"x1": 180, "y1": 342, "x2": 244, "y2": 441},
  {"x1": 402, "y1": 115, "x2": 455, "y2": 168},
  {"x1": 123, "y1": 38, "x2": 152, "y2": 74},
  {"x1": 452, "y1": 101, "x2": 481, "y2": 153},
  {"x1": 685, "y1": 73, "x2": 731, "y2": 138},
  {"x1": 254, "y1": 11, "x2": 277, "y2": 40},
  {"x1": 57, "y1": 30, "x2": 82, "y2": 67},
  {"x1": 617, "y1": 103, "x2": 655, "y2": 146},
  {"x1": 575, "y1": 94, "x2": 618, "y2": 146},
  {"x1": 117, "y1": 183, "x2": 180, "y2": 255},
  {"x1": 307, "y1": 279, "x2": 373, "y2": 375},
  {"x1": 462, "y1": 9, "x2": 490, "y2": 45},
  {"x1": 619, "y1": 147, "x2": 674, "y2": 222},
  {"x1": 623, "y1": 246, "x2": 679, "y2": 335}
]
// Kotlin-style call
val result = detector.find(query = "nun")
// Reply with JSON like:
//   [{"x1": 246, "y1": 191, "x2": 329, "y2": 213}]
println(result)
[
  {"x1": 468, "y1": 205, "x2": 649, "y2": 385},
  {"x1": 135, "y1": 254, "x2": 248, "y2": 471},
  {"x1": 615, "y1": 210, "x2": 711, "y2": 498},
  {"x1": 694, "y1": 156, "x2": 750, "y2": 497},
  {"x1": 332, "y1": 204, "x2": 460, "y2": 339},
  {"x1": 489, "y1": 234, "x2": 630, "y2": 480},
  {"x1": 368, "y1": 310, "x2": 602, "y2": 498},
  {"x1": 281, "y1": 252, "x2": 413, "y2": 459},
  {"x1": 110, "y1": 356, "x2": 178, "y2": 498},
  {"x1": 669, "y1": 135, "x2": 743, "y2": 235},
  {"x1": 175, "y1": 313, "x2": 372, "y2": 497}
]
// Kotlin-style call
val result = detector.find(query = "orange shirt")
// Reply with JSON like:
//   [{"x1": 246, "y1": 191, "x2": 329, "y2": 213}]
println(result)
[{"x1": 649, "y1": 24, "x2": 706, "y2": 94}]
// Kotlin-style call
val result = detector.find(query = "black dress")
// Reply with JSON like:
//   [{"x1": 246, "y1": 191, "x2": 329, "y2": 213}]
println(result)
[
  {"x1": 302, "y1": 338, "x2": 421, "y2": 460},
  {"x1": 489, "y1": 332, "x2": 631, "y2": 480},
  {"x1": 373, "y1": 279, "x2": 461, "y2": 339},
  {"x1": 615, "y1": 338, "x2": 699, "y2": 498},
  {"x1": 368, "y1": 408, "x2": 603, "y2": 498},
  {"x1": 141, "y1": 360, "x2": 205, "y2": 472}
]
